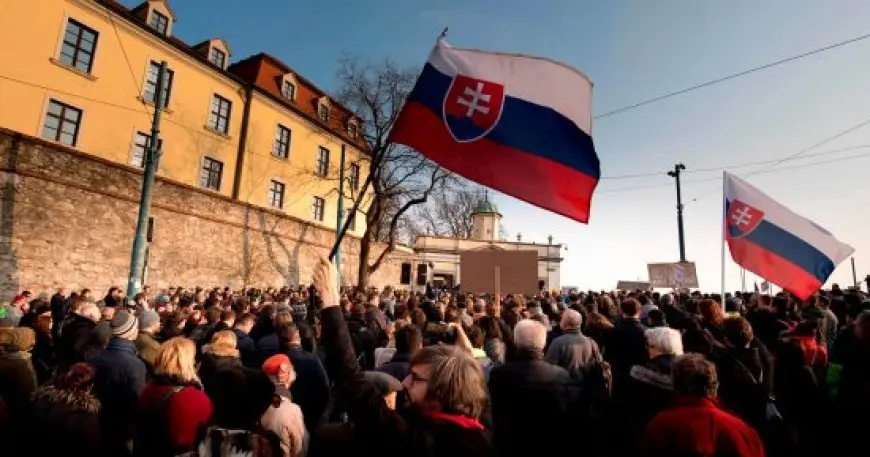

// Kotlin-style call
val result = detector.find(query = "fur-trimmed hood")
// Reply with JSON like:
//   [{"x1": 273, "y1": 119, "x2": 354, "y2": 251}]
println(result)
[
  {"x1": 202, "y1": 343, "x2": 240, "y2": 358},
  {"x1": 630, "y1": 355, "x2": 676, "y2": 391},
  {"x1": 32, "y1": 385, "x2": 101, "y2": 414}
]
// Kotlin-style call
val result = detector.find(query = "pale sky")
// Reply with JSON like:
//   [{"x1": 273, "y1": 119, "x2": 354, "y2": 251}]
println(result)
[{"x1": 154, "y1": 0, "x2": 870, "y2": 291}]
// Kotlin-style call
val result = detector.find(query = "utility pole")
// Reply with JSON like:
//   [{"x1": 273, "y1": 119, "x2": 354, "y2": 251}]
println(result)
[
  {"x1": 127, "y1": 61, "x2": 167, "y2": 297},
  {"x1": 667, "y1": 163, "x2": 687, "y2": 262},
  {"x1": 851, "y1": 257, "x2": 858, "y2": 289},
  {"x1": 335, "y1": 144, "x2": 347, "y2": 288}
]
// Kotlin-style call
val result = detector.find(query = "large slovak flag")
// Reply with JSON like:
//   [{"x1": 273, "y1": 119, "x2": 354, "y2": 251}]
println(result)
[
  {"x1": 724, "y1": 172, "x2": 854, "y2": 300},
  {"x1": 389, "y1": 38, "x2": 600, "y2": 223}
]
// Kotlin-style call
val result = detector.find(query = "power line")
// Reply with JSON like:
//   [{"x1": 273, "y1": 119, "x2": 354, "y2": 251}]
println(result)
[
  {"x1": 600, "y1": 144, "x2": 870, "y2": 180},
  {"x1": 600, "y1": 150, "x2": 870, "y2": 193},
  {"x1": 683, "y1": 114, "x2": 870, "y2": 204},
  {"x1": 594, "y1": 31, "x2": 870, "y2": 119}
]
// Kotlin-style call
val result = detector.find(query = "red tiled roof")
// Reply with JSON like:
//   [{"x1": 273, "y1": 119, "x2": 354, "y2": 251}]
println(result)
[
  {"x1": 229, "y1": 53, "x2": 367, "y2": 150},
  {"x1": 97, "y1": 0, "x2": 366, "y2": 150}
]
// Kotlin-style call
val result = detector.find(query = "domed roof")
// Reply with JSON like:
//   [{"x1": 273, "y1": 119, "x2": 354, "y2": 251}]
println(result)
[{"x1": 471, "y1": 197, "x2": 500, "y2": 215}]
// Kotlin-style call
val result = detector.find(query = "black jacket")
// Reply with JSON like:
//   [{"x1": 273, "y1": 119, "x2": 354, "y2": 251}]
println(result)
[{"x1": 320, "y1": 307, "x2": 495, "y2": 457}]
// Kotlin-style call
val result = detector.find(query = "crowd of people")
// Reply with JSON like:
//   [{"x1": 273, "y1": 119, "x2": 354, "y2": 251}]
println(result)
[{"x1": 1, "y1": 258, "x2": 869, "y2": 457}]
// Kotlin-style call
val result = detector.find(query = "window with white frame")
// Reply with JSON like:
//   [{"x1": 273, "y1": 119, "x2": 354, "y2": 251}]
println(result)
[
  {"x1": 273, "y1": 124, "x2": 291, "y2": 159},
  {"x1": 268, "y1": 180, "x2": 285, "y2": 209},
  {"x1": 316, "y1": 146, "x2": 329, "y2": 177},
  {"x1": 42, "y1": 99, "x2": 82, "y2": 146},
  {"x1": 131, "y1": 132, "x2": 150, "y2": 167},
  {"x1": 318, "y1": 104, "x2": 329, "y2": 122},
  {"x1": 59, "y1": 19, "x2": 99, "y2": 74},
  {"x1": 200, "y1": 157, "x2": 223, "y2": 191},
  {"x1": 209, "y1": 48, "x2": 226, "y2": 68},
  {"x1": 281, "y1": 80, "x2": 296, "y2": 101},
  {"x1": 143, "y1": 61, "x2": 174, "y2": 107},
  {"x1": 349, "y1": 163, "x2": 360, "y2": 190},
  {"x1": 312, "y1": 196, "x2": 325, "y2": 222},
  {"x1": 149, "y1": 11, "x2": 169, "y2": 35},
  {"x1": 208, "y1": 94, "x2": 232, "y2": 134}
]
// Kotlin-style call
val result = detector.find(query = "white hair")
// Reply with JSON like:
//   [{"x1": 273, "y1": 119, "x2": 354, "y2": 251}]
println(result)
[
  {"x1": 514, "y1": 319, "x2": 547, "y2": 351},
  {"x1": 645, "y1": 327, "x2": 683, "y2": 356},
  {"x1": 77, "y1": 302, "x2": 101, "y2": 323},
  {"x1": 560, "y1": 309, "x2": 582, "y2": 330}
]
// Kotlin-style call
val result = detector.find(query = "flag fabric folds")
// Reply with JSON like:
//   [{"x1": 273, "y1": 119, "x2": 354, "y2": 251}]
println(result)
[
  {"x1": 389, "y1": 38, "x2": 600, "y2": 223},
  {"x1": 724, "y1": 172, "x2": 854, "y2": 300}
]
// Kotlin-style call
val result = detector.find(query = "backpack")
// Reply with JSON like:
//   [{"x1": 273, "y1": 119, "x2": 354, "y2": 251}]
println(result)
[
  {"x1": 577, "y1": 358, "x2": 613, "y2": 421},
  {"x1": 192, "y1": 426, "x2": 282, "y2": 457},
  {"x1": 582, "y1": 360, "x2": 613, "y2": 399}
]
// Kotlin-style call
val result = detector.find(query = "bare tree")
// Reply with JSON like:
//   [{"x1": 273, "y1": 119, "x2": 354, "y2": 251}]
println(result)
[
  {"x1": 334, "y1": 56, "x2": 455, "y2": 287},
  {"x1": 415, "y1": 181, "x2": 487, "y2": 239}
]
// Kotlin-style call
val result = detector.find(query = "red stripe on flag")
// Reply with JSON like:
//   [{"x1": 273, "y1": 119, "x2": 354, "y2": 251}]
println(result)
[
  {"x1": 391, "y1": 101, "x2": 598, "y2": 223},
  {"x1": 728, "y1": 237, "x2": 823, "y2": 300}
]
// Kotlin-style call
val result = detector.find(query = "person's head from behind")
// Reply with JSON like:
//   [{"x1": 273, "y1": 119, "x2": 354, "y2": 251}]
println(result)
[
  {"x1": 401, "y1": 344, "x2": 487, "y2": 419},
  {"x1": 54, "y1": 362, "x2": 98, "y2": 406},
  {"x1": 206, "y1": 366, "x2": 277, "y2": 430},
  {"x1": 205, "y1": 330, "x2": 239, "y2": 358},
  {"x1": 722, "y1": 316, "x2": 754, "y2": 348},
  {"x1": 647, "y1": 309, "x2": 667, "y2": 327},
  {"x1": 154, "y1": 337, "x2": 201, "y2": 385},
  {"x1": 466, "y1": 325, "x2": 485, "y2": 350},
  {"x1": 234, "y1": 313, "x2": 256, "y2": 334},
  {"x1": 620, "y1": 298, "x2": 641, "y2": 319},
  {"x1": 514, "y1": 319, "x2": 547, "y2": 353},
  {"x1": 671, "y1": 353, "x2": 718, "y2": 399},
  {"x1": 645, "y1": 327, "x2": 683, "y2": 359},
  {"x1": 262, "y1": 354, "x2": 295, "y2": 389},
  {"x1": 394, "y1": 324, "x2": 423, "y2": 356},
  {"x1": 854, "y1": 310, "x2": 870, "y2": 349},
  {"x1": 559, "y1": 309, "x2": 582, "y2": 331},
  {"x1": 276, "y1": 322, "x2": 300, "y2": 349}
]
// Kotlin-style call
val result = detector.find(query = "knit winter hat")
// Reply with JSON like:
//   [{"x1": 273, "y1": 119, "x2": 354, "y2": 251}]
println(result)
[
  {"x1": 138, "y1": 310, "x2": 160, "y2": 331},
  {"x1": 110, "y1": 309, "x2": 139, "y2": 340}
]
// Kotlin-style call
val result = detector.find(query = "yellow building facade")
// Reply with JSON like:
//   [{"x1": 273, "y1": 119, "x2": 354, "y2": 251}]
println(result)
[{"x1": 0, "y1": 0, "x2": 368, "y2": 235}]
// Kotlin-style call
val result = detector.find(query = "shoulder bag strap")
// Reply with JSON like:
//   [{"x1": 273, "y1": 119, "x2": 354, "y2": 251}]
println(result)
[{"x1": 733, "y1": 358, "x2": 761, "y2": 385}]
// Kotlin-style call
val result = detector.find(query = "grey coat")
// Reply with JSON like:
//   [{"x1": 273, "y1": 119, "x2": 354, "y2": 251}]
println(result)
[{"x1": 545, "y1": 329, "x2": 602, "y2": 373}]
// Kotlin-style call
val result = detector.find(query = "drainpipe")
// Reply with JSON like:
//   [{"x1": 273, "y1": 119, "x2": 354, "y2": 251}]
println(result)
[{"x1": 232, "y1": 85, "x2": 254, "y2": 200}]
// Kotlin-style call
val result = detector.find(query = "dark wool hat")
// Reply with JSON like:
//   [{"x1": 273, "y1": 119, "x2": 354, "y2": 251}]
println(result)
[
  {"x1": 364, "y1": 371, "x2": 403, "y2": 396},
  {"x1": 110, "y1": 309, "x2": 138, "y2": 340}
]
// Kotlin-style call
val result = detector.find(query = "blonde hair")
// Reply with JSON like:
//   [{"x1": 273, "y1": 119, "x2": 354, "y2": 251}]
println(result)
[
  {"x1": 203, "y1": 330, "x2": 239, "y2": 358},
  {"x1": 154, "y1": 337, "x2": 200, "y2": 383},
  {"x1": 412, "y1": 345, "x2": 487, "y2": 418}
]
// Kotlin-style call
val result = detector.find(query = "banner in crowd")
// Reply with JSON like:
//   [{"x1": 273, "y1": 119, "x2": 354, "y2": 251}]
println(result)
[
  {"x1": 459, "y1": 248, "x2": 538, "y2": 295},
  {"x1": 616, "y1": 280, "x2": 652, "y2": 291},
  {"x1": 647, "y1": 262, "x2": 699, "y2": 289}
]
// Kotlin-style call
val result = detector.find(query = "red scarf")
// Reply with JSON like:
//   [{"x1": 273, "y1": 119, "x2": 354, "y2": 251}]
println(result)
[{"x1": 427, "y1": 411, "x2": 484, "y2": 430}]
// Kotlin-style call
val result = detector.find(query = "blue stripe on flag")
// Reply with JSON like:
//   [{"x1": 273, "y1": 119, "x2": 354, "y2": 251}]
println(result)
[
  {"x1": 726, "y1": 200, "x2": 835, "y2": 283},
  {"x1": 409, "y1": 63, "x2": 601, "y2": 180}
]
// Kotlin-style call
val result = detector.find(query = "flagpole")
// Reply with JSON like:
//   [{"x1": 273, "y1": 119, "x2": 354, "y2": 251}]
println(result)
[{"x1": 720, "y1": 171, "x2": 726, "y2": 302}]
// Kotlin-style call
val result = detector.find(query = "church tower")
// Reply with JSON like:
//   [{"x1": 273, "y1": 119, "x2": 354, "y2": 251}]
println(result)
[{"x1": 470, "y1": 193, "x2": 501, "y2": 241}]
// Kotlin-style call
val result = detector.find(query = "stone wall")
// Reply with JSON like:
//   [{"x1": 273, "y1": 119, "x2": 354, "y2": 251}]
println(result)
[{"x1": 0, "y1": 129, "x2": 413, "y2": 301}]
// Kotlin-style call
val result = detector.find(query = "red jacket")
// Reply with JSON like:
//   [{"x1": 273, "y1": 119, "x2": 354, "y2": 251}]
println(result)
[
  {"x1": 137, "y1": 381, "x2": 213, "y2": 455},
  {"x1": 640, "y1": 396, "x2": 765, "y2": 457}
]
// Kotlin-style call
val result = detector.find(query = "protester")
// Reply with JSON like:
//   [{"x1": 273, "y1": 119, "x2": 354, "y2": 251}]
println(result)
[{"x1": 0, "y1": 273, "x2": 866, "y2": 457}]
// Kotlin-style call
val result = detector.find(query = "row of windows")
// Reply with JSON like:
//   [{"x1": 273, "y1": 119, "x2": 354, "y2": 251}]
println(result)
[
  {"x1": 61, "y1": 17, "x2": 361, "y2": 144},
  {"x1": 41, "y1": 97, "x2": 358, "y2": 228},
  {"x1": 44, "y1": 95, "x2": 362, "y2": 191}
]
